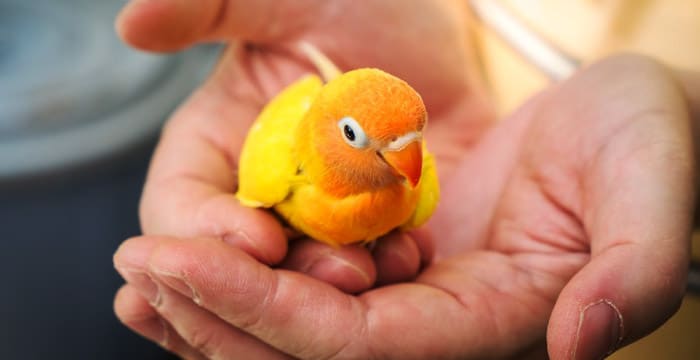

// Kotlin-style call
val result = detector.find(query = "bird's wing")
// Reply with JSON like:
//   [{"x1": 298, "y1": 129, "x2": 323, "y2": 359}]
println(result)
[
  {"x1": 401, "y1": 142, "x2": 440, "y2": 229},
  {"x1": 235, "y1": 75, "x2": 323, "y2": 207}
]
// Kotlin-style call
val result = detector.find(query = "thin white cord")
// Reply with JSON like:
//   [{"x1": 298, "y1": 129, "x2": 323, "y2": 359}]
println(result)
[
  {"x1": 298, "y1": 41, "x2": 342, "y2": 82},
  {"x1": 469, "y1": 0, "x2": 580, "y2": 81}
]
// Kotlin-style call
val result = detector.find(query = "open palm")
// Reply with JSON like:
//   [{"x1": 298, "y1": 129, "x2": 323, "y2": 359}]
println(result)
[
  {"x1": 113, "y1": 1, "x2": 696, "y2": 359},
  {"x1": 129, "y1": 0, "x2": 493, "y2": 289}
]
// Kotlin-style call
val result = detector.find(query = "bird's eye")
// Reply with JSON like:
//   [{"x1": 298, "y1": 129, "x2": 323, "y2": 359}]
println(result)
[{"x1": 337, "y1": 116, "x2": 369, "y2": 148}]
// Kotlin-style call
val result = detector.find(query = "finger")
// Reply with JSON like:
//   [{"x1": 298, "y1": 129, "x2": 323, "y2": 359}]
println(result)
[
  {"x1": 115, "y1": 236, "x2": 369, "y2": 358},
  {"x1": 278, "y1": 230, "x2": 431, "y2": 291},
  {"x1": 408, "y1": 227, "x2": 436, "y2": 268},
  {"x1": 153, "y1": 283, "x2": 292, "y2": 359},
  {"x1": 114, "y1": 285, "x2": 207, "y2": 360},
  {"x1": 115, "y1": 269, "x2": 292, "y2": 359},
  {"x1": 372, "y1": 232, "x2": 421, "y2": 286},
  {"x1": 139, "y1": 86, "x2": 287, "y2": 264},
  {"x1": 280, "y1": 239, "x2": 376, "y2": 293},
  {"x1": 546, "y1": 56, "x2": 696, "y2": 360},
  {"x1": 116, "y1": 0, "x2": 325, "y2": 51},
  {"x1": 115, "y1": 236, "x2": 562, "y2": 359}
]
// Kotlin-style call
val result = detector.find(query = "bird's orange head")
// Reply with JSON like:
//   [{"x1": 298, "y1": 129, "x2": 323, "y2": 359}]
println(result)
[{"x1": 304, "y1": 68, "x2": 427, "y2": 195}]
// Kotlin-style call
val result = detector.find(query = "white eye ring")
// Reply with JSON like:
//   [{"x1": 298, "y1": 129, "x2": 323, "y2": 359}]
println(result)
[{"x1": 337, "y1": 116, "x2": 369, "y2": 149}]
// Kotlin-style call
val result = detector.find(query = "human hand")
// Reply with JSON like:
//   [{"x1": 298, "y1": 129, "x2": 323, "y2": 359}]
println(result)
[
  {"x1": 119, "y1": 0, "x2": 494, "y2": 295},
  {"x1": 115, "y1": 54, "x2": 698, "y2": 359}
]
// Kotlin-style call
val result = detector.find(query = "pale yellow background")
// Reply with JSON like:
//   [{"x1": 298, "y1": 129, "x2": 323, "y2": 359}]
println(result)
[{"x1": 470, "y1": 1, "x2": 700, "y2": 358}]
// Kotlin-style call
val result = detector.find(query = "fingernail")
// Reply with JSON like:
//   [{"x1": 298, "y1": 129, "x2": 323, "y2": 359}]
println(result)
[
  {"x1": 152, "y1": 271, "x2": 201, "y2": 305},
  {"x1": 573, "y1": 300, "x2": 624, "y2": 360},
  {"x1": 370, "y1": 232, "x2": 421, "y2": 285},
  {"x1": 308, "y1": 254, "x2": 373, "y2": 289},
  {"x1": 118, "y1": 268, "x2": 161, "y2": 306}
]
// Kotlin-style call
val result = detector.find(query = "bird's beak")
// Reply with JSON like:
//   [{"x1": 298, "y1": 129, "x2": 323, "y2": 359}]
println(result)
[{"x1": 381, "y1": 140, "x2": 422, "y2": 188}]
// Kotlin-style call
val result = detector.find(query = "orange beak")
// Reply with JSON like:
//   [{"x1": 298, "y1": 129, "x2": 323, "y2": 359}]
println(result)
[{"x1": 381, "y1": 141, "x2": 423, "y2": 188}]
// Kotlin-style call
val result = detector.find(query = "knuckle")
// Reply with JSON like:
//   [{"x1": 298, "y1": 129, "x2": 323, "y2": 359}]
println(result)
[{"x1": 186, "y1": 326, "x2": 225, "y2": 359}]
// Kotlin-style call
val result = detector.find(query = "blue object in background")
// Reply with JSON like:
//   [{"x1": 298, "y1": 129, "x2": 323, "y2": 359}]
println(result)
[
  {"x1": 0, "y1": 146, "x2": 177, "y2": 359},
  {"x1": 0, "y1": 0, "x2": 219, "y2": 358},
  {"x1": 0, "y1": 0, "x2": 217, "y2": 179}
]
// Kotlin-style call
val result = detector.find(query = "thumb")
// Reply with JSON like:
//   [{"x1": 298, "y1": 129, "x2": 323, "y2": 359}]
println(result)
[
  {"x1": 546, "y1": 119, "x2": 694, "y2": 359},
  {"x1": 546, "y1": 55, "x2": 696, "y2": 360},
  {"x1": 116, "y1": 0, "x2": 324, "y2": 51},
  {"x1": 547, "y1": 245, "x2": 689, "y2": 360}
]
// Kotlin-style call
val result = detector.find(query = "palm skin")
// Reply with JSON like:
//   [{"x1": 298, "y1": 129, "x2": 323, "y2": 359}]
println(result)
[
  {"x1": 113, "y1": 1, "x2": 698, "y2": 359},
  {"x1": 131, "y1": 0, "x2": 493, "y2": 289}
]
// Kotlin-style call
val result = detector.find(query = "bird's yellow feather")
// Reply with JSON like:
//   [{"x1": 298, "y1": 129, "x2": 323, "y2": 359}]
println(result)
[
  {"x1": 235, "y1": 75, "x2": 323, "y2": 207},
  {"x1": 236, "y1": 67, "x2": 440, "y2": 246}
]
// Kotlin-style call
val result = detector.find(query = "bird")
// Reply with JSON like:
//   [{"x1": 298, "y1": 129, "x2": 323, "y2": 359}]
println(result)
[{"x1": 235, "y1": 44, "x2": 439, "y2": 247}]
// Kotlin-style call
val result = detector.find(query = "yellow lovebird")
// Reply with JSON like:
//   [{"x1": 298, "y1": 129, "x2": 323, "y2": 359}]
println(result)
[{"x1": 235, "y1": 49, "x2": 439, "y2": 246}]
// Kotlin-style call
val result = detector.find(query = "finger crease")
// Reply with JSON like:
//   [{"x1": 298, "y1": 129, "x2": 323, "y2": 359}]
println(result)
[{"x1": 208, "y1": 0, "x2": 229, "y2": 35}]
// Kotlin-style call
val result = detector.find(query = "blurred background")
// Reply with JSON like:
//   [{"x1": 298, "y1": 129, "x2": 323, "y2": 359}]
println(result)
[
  {"x1": 0, "y1": 0, "x2": 217, "y2": 358},
  {"x1": 0, "y1": 0, "x2": 698, "y2": 359}
]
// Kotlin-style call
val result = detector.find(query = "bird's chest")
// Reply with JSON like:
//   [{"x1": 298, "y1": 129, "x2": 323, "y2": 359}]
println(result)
[{"x1": 275, "y1": 183, "x2": 417, "y2": 246}]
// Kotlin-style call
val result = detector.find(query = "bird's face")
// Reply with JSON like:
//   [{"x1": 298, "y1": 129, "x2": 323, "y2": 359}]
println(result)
[{"x1": 308, "y1": 69, "x2": 427, "y2": 191}]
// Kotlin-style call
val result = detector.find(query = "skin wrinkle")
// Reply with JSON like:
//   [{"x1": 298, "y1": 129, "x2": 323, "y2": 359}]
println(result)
[
  {"x1": 519, "y1": 215, "x2": 577, "y2": 254},
  {"x1": 186, "y1": 323, "x2": 224, "y2": 359},
  {"x1": 114, "y1": 2, "x2": 699, "y2": 356},
  {"x1": 160, "y1": 290, "x2": 226, "y2": 360},
  {"x1": 196, "y1": 122, "x2": 238, "y2": 179},
  {"x1": 195, "y1": 194, "x2": 239, "y2": 231},
  {"x1": 584, "y1": 130, "x2": 690, "y2": 254},
  {"x1": 163, "y1": 245, "x2": 286, "y2": 340},
  {"x1": 462, "y1": 279, "x2": 534, "y2": 358},
  {"x1": 225, "y1": 266, "x2": 282, "y2": 338},
  {"x1": 250, "y1": 46, "x2": 301, "y2": 102},
  {"x1": 298, "y1": 296, "x2": 363, "y2": 360},
  {"x1": 507, "y1": 257, "x2": 565, "y2": 305},
  {"x1": 579, "y1": 77, "x2": 686, "y2": 196},
  {"x1": 208, "y1": 47, "x2": 268, "y2": 113},
  {"x1": 152, "y1": 269, "x2": 203, "y2": 305},
  {"x1": 527, "y1": 162, "x2": 585, "y2": 242},
  {"x1": 418, "y1": 254, "x2": 568, "y2": 359},
  {"x1": 479, "y1": 259, "x2": 554, "y2": 319},
  {"x1": 415, "y1": 260, "x2": 504, "y2": 343},
  {"x1": 356, "y1": 302, "x2": 386, "y2": 360},
  {"x1": 207, "y1": 0, "x2": 228, "y2": 37},
  {"x1": 491, "y1": 210, "x2": 585, "y2": 256},
  {"x1": 321, "y1": 254, "x2": 373, "y2": 286},
  {"x1": 333, "y1": 297, "x2": 373, "y2": 360},
  {"x1": 237, "y1": 46, "x2": 275, "y2": 108},
  {"x1": 265, "y1": 273, "x2": 354, "y2": 360},
  {"x1": 585, "y1": 107, "x2": 673, "y2": 177},
  {"x1": 471, "y1": 278, "x2": 525, "y2": 349}
]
